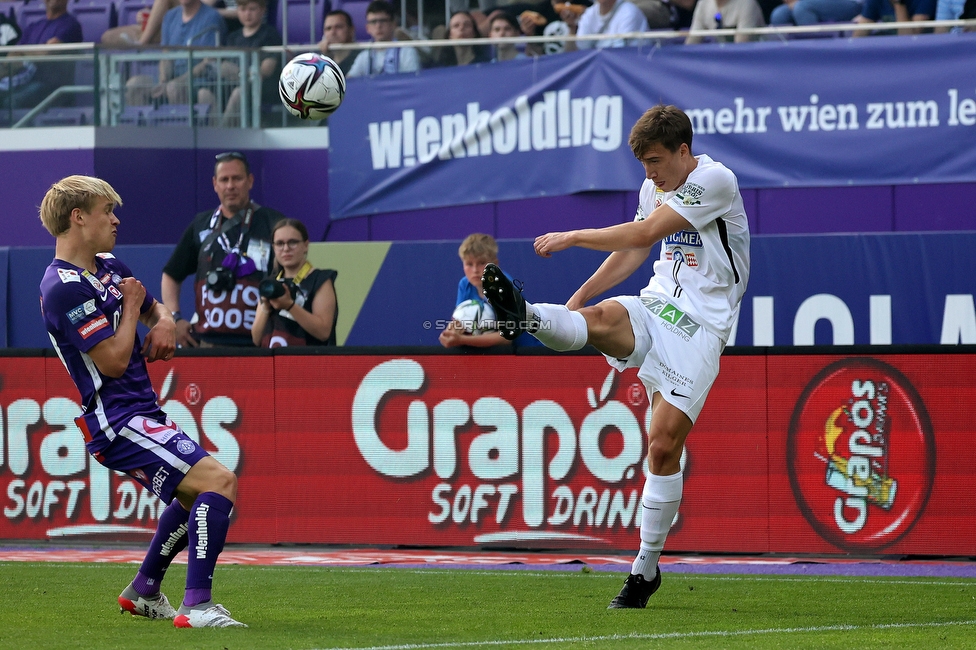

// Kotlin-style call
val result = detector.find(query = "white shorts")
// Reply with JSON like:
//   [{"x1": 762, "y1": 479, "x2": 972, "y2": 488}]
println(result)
[{"x1": 604, "y1": 294, "x2": 723, "y2": 423}]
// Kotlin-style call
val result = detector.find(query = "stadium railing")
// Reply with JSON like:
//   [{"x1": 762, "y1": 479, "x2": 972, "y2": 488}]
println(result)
[{"x1": 2, "y1": 19, "x2": 974, "y2": 130}]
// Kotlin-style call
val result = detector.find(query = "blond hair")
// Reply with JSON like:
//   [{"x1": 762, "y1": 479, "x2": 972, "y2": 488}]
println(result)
[
  {"x1": 39, "y1": 175, "x2": 123, "y2": 237},
  {"x1": 458, "y1": 233, "x2": 498, "y2": 262}
]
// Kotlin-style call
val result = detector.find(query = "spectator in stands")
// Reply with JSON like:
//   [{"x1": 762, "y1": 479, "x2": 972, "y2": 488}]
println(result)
[
  {"x1": 251, "y1": 218, "x2": 338, "y2": 347},
  {"x1": 488, "y1": 12, "x2": 529, "y2": 60},
  {"x1": 853, "y1": 0, "x2": 934, "y2": 34},
  {"x1": 0, "y1": 0, "x2": 82, "y2": 110},
  {"x1": 439, "y1": 234, "x2": 515, "y2": 349},
  {"x1": 318, "y1": 9, "x2": 360, "y2": 76},
  {"x1": 346, "y1": 0, "x2": 420, "y2": 77},
  {"x1": 207, "y1": 0, "x2": 282, "y2": 126},
  {"x1": 685, "y1": 0, "x2": 766, "y2": 42},
  {"x1": 770, "y1": 0, "x2": 861, "y2": 25},
  {"x1": 631, "y1": 0, "x2": 677, "y2": 27},
  {"x1": 0, "y1": 10, "x2": 21, "y2": 47},
  {"x1": 561, "y1": 0, "x2": 650, "y2": 51},
  {"x1": 124, "y1": 0, "x2": 227, "y2": 106},
  {"x1": 934, "y1": 0, "x2": 965, "y2": 31},
  {"x1": 162, "y1": 151, "x2": 286, "y2": 348},
  {"x1": 435, "y1": 11, "x2": 492, "y2": 67},
  {"x1": 101, "y1": 0, "x2": 237, "y2": 48}
]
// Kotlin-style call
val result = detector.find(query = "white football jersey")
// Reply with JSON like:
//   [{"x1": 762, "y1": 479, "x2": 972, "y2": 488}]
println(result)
[{"x1": 636, "y1": 154, "x2": 751, "y2": 342}]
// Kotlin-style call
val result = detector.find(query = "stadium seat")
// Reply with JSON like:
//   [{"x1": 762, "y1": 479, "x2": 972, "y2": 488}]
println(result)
[
  {"x1": 116, "y1": 0, "x2": 149, "y2": 26},
  {"x1": 117, "y1": 104, "x2": 152, "y2": 125},
  {"x1": 17, "y1": 3, "x2": 47, "y2": 28},
  {"x1": 147, "y1": 102, "x2": 211, "y2": 126},
  {"x1": 34, "y1": 105, "x2": 95, "y2": 125},
  {"x1": 333, "y1": 0, "x2": 368, "y2": 41},
  {"x1": 276, "y1": 0, "x2": 328, "y2": 44},
  {"x1": 0, "y1": 108, "x2": 31, "y2": 128},
  {"x1": 72, "y1": 2, "x2": 117, "y2": 43},
  {"x1": 0, "y1": 1, "x2": 22, "y2": 24}
]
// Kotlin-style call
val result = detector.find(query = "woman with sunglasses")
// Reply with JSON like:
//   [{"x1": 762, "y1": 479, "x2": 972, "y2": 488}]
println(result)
[{"x1": 251, "y1": 219, "x2": 338, "y2": 347}]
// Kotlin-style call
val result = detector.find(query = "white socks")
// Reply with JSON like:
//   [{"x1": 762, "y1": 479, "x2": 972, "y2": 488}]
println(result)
[
  {"x1": 527, "y1": 303, "x2": 588, "y2": 351},
  {"x1": 631, "y1": 471, "x2": 683, "y2": 580}
]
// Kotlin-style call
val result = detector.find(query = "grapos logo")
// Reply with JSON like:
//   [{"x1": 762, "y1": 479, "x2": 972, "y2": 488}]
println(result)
[{"x1": 787, "y1": 358, "x2": 934, "y2": 551}]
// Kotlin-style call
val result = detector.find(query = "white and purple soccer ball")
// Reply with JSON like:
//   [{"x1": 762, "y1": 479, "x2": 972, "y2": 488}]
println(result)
[{"x1": 278, "y1": 53, "x2": 346, "y2": 120}]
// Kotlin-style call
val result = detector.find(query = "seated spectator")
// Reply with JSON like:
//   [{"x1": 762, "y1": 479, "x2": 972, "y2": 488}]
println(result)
[
  {"x1": 0, "y1": 0, "x2": 82, "y2": 111},
  {"x1": 252, "y1": 218, "x2": 338, "y2": 347},
  {"x1": 0, "y1": 11, "x2": 21, "y2": 47},
  {"x1": 630, "y1": 0, "x2": 676, "y2": 27},
  {"x1": 435, "y1": 11, "x2": 492, "y2": 67},
  {"x1": 488, "y1": 12, "x2": 529, "y2": 60},
  {"x1": 318, "y1": 9, "x2": 360, "y2": 76},
  {"x1": 439, "y1": 234, "x2": 514, "y2": 350},
  {"x1": 125, "y1": 0, "x2": 227, "y2": 106},
  {"x1": 770, "y1": 0, "x2": 861, "y2": 25},
  {"x1": 561, "y1": 0, "x2": 650, "y2": 51},
  {"x1": 346, "y1": 1, "x2": 420, "y2": 78},
  {"x1": 934, "y1": 0, "x2": 965, "y2": 31},
  {"x1": 853, "y1": 0, "x2": 935, "y2": 33},
  {"x1": 101, "y1": 0, "x2": 237, "y2": 48},
  {"x1": 206, "y1": 0, "x2": 282, "y2": 126},
  {"x1": 685, "y1": 0, "x2": 766, "y2": 42}
]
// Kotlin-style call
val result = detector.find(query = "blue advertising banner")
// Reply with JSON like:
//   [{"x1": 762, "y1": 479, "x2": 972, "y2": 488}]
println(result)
[{"x1": 329, "y1": 34, "x2": 976, "y2": 219}]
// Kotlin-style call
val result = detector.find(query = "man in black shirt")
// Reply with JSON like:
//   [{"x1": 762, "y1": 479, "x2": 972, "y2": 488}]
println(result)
[{"x1": 161, "y1": 151, "x2": 287, "y2": 347}]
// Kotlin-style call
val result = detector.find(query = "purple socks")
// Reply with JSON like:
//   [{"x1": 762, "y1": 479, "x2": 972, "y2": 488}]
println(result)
[
  {"x1": 132, "y1": 498, "x2": 190, "y2": 597},
  {"x1": 183, "y1": 492, "x2": 234, "y2": 607}
]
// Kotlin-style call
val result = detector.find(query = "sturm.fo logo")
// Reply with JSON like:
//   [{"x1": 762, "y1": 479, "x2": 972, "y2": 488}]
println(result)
[{"x1": 787, "y1": 358, "x2": 934, "y2": 551}]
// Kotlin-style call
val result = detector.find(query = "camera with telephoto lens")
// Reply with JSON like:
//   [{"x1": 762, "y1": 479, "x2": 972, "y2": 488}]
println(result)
[
  {"x1": 258, "y1": 276, "x2": 296, "y2": 301},
  {"x1": 206, "y1": 265, "x2": 237, "y2": 293}
]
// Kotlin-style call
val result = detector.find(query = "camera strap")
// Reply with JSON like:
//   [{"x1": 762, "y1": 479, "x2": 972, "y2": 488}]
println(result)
[
  {"x1": 277, "y1": 261, "x2": 314, "y2": 286},
  {"x1": 198, "y1": 204, "x2": 255, "y2": 270}
]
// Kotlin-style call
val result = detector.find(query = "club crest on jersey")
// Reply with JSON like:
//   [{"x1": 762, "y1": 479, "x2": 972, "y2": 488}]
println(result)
[
  {"x1": 666, "y1": 247, "x2": 699, "y2": 267},
  {"x1": 57, "y1": 268, "x2": 80, "y2": 283}
]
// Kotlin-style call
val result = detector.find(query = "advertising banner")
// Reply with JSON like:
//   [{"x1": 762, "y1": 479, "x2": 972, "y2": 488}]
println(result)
[
  {"x1": 329, "y1": 34, "x2": 976, "y2": 219},
  {"x1": 1, "y1": 352, "x2": 973, "y2": 556}
]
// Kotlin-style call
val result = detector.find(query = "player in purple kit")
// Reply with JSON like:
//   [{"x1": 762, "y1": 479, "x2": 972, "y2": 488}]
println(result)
[{"x1": 38, "y1": 176, "x2": 246, "y2": 628}]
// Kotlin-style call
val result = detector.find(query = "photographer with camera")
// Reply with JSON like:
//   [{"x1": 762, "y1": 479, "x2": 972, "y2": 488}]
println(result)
[
  {"x1": 161, "y1": 152, "x2": 287, "y2": 347},
  {"x1": 251, "y1": 219, "x2": 338, "y2": 347}
]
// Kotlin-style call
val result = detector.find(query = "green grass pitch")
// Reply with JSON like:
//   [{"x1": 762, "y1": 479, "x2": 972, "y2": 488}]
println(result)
[{"x1": 1, "y1": 562, "x2": 975, "y2": 649}]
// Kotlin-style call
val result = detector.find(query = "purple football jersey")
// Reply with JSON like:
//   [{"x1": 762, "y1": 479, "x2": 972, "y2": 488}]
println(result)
[{"x1": 40, "y1": 253, "x2": 165, "y2": 455}]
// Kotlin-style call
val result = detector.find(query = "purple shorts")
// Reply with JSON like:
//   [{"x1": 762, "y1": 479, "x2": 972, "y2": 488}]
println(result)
[{"x1": 97, "y1": 415, "x2": 210, "y2": 504}]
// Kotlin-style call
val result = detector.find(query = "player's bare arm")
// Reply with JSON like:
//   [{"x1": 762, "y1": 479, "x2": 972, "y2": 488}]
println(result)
[
  {"x1": 161, "y1": 272, "x2": 198, "y2": 347},
  {"x1": 139, "y1": 300, "x2": 177, "y2": 362},
  {"x1": 567, "y1": 248, "x2": 651, "y2": 311},
  {"x1": 86, "y1": 277, "x2": 146, "y2": 378},
  {"x1": 534, "y1": 204, "x2": 692, "y2": 257}
]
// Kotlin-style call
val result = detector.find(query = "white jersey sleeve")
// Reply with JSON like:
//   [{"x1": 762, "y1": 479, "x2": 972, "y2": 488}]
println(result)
[{"x1": 642, "y1": 154, "x2": 751, "y2": 342}]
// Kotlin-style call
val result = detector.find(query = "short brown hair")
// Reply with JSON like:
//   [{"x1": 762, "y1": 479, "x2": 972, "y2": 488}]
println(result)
[
  {"x1": 237, "y1": 0, "x2": 267, "y2": 9},
  {"x1": 458, "y1": 233, "x2": 498, "y2": 262},
  {"x1": 39, "y1": 175, "x2": 122, "y2": 237},
  {"x1": 628, "y1": 104, "x2": 693, "y2": 158}
]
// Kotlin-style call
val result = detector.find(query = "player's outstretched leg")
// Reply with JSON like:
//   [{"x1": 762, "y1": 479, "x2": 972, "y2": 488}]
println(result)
[
  {"x1": 119, "y1": 498, "x2": 190, "y2": 620},
  {"x1": 481, "y1": 263, "x2": 527, "y2": 340},
  {"x1": 482, "y1": 264, "x2": 589, "y2": 350}
]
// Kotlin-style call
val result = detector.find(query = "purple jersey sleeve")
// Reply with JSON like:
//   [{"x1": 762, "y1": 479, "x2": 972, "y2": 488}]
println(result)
[{"x1": 42, "y1": 266, "x2": 115, "y2": 353}]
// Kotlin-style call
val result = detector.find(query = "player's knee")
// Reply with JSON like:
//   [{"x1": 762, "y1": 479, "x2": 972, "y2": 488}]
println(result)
[
  {"x1": 646, "y1": 435, "x2": 681, "y2": 473},
  {"x1": 208, "y1": 466, "x2": 238, "y2": 502}
]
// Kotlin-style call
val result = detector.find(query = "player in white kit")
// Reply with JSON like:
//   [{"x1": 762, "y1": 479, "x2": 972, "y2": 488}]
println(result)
[{"x1": 483, "y1": 104, "x2": 750, "y2": 608}]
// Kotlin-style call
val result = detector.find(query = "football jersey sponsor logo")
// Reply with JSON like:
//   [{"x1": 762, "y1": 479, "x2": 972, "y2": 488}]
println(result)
[
  {"x1": 788, "y1": 358, "x2": 934, "y2": 551},
  {"x1": 81, "y1": 270, "x2": 109, "y2": 300},
  {"x1": 108, "y1": 285, "x2": 123, "y2": 300},
  {"x1": 641, "y1": 295, "x2": 701, "y2": 340},
  {"x1": 664, "y1": 230, "x2": 703, "y2": 247},
  {"x1": 78, "y1": 315, "x2": 109, "y2": 339},
  {"x1": 66, "y1": 299, "x2": 98, "y2": 325},
  {"x1": 100, "y1": 273, "x2": 112, "y2": 285},
  {"x1": 57, "y1": 268, "x2": 81, "y2": 283}
]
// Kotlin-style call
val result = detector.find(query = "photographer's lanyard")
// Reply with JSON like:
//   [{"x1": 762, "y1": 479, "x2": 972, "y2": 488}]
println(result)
[
  {"x1": 209, "y1": 204, "x2": 254, "y2": 257},
  {"x1": 278, "y1": 261, "x2": 313, "y2": 286}
]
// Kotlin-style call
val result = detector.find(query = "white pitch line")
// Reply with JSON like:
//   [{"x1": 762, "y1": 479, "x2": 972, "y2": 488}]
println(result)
[{"x1": 313, "y1": 620, "x2": 976, "y2": 650}]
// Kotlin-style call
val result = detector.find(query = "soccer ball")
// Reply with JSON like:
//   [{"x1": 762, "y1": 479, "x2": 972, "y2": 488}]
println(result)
[
  {"x1": 278, "y1": 53, "x2": 345, "y2": 120},
  {"x1": 451, "y1": 299, "x2": 497, "y2": 335}
]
